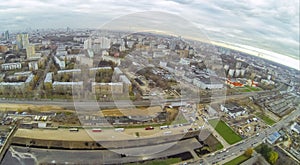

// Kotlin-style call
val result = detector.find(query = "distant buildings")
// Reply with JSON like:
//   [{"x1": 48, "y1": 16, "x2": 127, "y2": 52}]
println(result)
[{"x1": 84, "y1": 37, "x2": 111, "y2": 53}]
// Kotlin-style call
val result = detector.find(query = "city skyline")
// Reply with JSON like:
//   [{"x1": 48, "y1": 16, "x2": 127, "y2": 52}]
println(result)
[{"x1": 0, "y1": 0, "x2": 299, "y2": 63}]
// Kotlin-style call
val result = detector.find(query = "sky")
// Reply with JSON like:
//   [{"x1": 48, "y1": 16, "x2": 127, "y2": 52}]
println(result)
[{"x1": 0, "y1": 0, "x2": 299, "y2": 65}]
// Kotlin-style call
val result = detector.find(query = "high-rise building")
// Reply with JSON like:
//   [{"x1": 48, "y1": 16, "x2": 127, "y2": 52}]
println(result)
[
  {"x1": 84, "y1": 37, "x2": 111, "y2": 53},
  {"x1": 4, "y1": 30, "x2": 9, "y2": 41},
  {"x1": 26, "y1": 44, "x2": 36, "y2": 59},
  {"x1": 84, "y1": 38, "x2": 92, "y2": 50},
  {"x1": 22, "y1": 34, "x2": 29, "y2": 48},
  {"x1": 16, "y1": 33, "x2": 29, "y2": 49}
]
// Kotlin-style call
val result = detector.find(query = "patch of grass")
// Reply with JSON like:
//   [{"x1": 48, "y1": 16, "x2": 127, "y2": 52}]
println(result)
[
  {"x1": 223, "y1": 155, "x2": 250, "y2": 165},
  {"x1": 237, "y1": 86, "x2": 261, "y2": 92},
  {"x1": 215, "y1": 142, "x2": 224, "y2": 150},
  {"x1": 172, "y1": 112, "x2": 188, "y2": 125},
  {"x1": 209, "y1": 119, "x2": 242, "y2": 145},
  {"x1": 240, "y1": 88, "x2": 251, "y2": 92},
  {"x1": 255, "y1": 112, "x2": 276, "y2": 125},
  {"x1": 248, "y1": 86, "x2": 261, "y2": 91},
  {"x1": 127, "y1": 158, "x2": 182, "y2": 165}
]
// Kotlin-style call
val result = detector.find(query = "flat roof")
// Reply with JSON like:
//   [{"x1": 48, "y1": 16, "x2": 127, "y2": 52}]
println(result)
[
  {"x1": 53, "y1": 81, "x2": 83, "y2": 85},
  {"x1": 120, "y1": 75, "x2": 131, "y2": 84}
]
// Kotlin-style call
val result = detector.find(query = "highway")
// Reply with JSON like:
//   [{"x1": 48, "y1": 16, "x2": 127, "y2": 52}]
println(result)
[
  {"x1": 197, "y1": 105, "x2": 300, "y2": 165},
  {"x1": 2, "y1": 138, "x2": 202, "y2": 165},
  {"x1": 0, "y1": 92, "x2": 256, "y2": 110}
]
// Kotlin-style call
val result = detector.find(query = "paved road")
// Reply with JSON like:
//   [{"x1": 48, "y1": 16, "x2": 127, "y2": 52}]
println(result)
[
  {"x1": 1, "y1": 138, "x2": 201, "y2": 165},
  {"x1": 197, "y1": 105, "x2": 300, "y2": 165},
  {"x1": 0, "y1": 92, "x2": 256, "y2": 110}
]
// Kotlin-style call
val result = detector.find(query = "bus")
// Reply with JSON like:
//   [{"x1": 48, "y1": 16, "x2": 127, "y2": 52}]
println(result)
[
  {"x1": 160, "y1": 125, "x2": 169, "y2": 130},
  {"x1": 115, "y1": 128, "x2": 125, "y2": 132},
  {"x1": 92, "y1": 128, "x2": 102, "y2": 132}
]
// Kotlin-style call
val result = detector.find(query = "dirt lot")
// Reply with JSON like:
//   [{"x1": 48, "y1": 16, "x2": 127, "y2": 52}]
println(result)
[
  {"x1": 99, "y1": 106, "x2": 163, "y2": 117},
  {"x1": 0, "y1": 103, "x2": 74, "y2": 113}
]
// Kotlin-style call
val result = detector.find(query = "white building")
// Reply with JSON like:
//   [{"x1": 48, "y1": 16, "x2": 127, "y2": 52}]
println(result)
[
  {"x1": 291, "y1": 122, "x2": 300, "y2": 134},
  {"x1": 193, "y1": 77, "x2": 224, "y2": 89},
  {"x1": 53, "y1": 56, "x2": 65, "y2": 69},
  {"x1": 52, "y1": 81, "x2": 83, "y2": 93},
  {"x1": 57, "y1": 69, "x2": 81, "y2": 75},
  {"x1": 26, "y1": 44, "x2": 36, "y2": 59},
  {"x1": 1, "y1": 63, "x2": 22, "y2": 71},
  {"x1": 44, "y1": 72, "x2": 53, "y2": 84},
  {"x1": 28, "y1": 61, "x2": 38, "y2": 71},
  {"x1": 92, "y1": 82, "x2": 123, "y2": 94},
  {"x1": 220, "y1": 103, "x2": 246, "y2": 118},
  {"x1": 119, "y1": 75, "x2": 132, "y2": 92},
  {"x1": 179, "y1": 58, "x2": 190, "y2": 65}
]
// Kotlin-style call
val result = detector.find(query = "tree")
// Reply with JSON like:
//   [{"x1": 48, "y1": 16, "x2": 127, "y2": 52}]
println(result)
[
  {"x1": 244, "y1": 148, "x2": 254, "y2": 157},
  {"x1": 259, "y1": 144, "x2": 272, "y2": 158},
  {"x1": 268, "y1": 151, "x2": 278, "y2": 165}
]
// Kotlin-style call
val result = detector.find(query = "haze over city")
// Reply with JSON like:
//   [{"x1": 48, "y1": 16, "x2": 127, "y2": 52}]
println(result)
[{"x1": 0, "y1": 0, "x2": 299, "y2": 68}]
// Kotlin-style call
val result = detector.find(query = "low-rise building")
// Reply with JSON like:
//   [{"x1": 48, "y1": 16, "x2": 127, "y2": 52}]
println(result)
[
  {"x1": 220, "y1": 103, "x2": 246, "y2": 118},
  {"x1": 193, "y1": 77, "x2": 223, "y2": 89},
  {"x1": 120, "y1": 75, "x2": 132, "y2": 92},
  {"x1": 44, "y1": 72, "x2": 53, "y2": 84},
  {"x1": 28, "y1": 61, "x2": 39, "y2": 71},
  {"x1": 92, "y1": 82, "x2": 123, "y2": 94},
  {"x1": 1, "y1": 63, "x2": 22, "y2": 71},
  {"x1": 52, "y1": 81, "x2": 83, "y2": 94},
  {"x1": 53, "y1": 56, "x2": 65, "y2": 69},
  {"x1": 291, "y1": 122, "x2": 300, "y2": 134},
  {"x1": 266, "y1": 131, "x2": 281, "y2": 144}
]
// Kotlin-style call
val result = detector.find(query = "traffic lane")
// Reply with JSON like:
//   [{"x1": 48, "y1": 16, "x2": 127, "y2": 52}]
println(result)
[
  {"x1": 205, "y1": 138, "x2": 263, "y2": 164},
  {"x1": 5, "y1": 138, "x2": 201, "y2": 164}
]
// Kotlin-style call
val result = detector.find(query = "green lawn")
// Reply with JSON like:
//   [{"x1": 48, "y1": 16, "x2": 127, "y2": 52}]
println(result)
[
  {"x1": 215, "y1": 142, "x2": 224, "y2": 150},
  {"x1": 255, "y1": 113, "x2": 276, "y2": 125},
  {"x1": 223, "y1": 155, "x2": 250, "y2": 165},
  {"x1": 209, "y1": 119, "x2": 242, "y2": 145},
  {"x1": 238, "y1": 86, "x2": 261, "y2": 92},
  {"x1": 172, "y1": 112, "x2": 188, "y2": 125},
  {"x1": 248, "y1": 86, "x2": 261, "y2": 91}
]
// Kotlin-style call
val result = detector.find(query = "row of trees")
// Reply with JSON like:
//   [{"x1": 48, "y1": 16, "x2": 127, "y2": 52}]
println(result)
[{"x1": 256, "y1": 144, "x2": 279, "y2": 165}]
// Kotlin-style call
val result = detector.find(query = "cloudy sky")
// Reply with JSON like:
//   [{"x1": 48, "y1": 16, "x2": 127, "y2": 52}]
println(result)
[{"x1": 0, "y1": 0, "x2": 299, "y2": 61}]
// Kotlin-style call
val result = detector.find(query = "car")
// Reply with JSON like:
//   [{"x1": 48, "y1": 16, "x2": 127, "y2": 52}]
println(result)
[{"x1": 145, "y1": 126, "x2": 154, "y2": 130}]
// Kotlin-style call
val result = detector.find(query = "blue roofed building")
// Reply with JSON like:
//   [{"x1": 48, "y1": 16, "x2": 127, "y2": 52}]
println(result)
[{"x1": 267, "y1": 131, "x2": 281, "y2": 144}]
